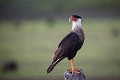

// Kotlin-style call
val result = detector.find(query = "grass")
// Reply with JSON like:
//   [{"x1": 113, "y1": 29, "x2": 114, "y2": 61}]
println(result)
[{"x1": 0, "y1": 19, "x2": 120, "y2": 78}]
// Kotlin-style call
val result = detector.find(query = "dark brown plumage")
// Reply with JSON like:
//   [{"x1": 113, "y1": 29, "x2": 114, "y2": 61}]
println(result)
[{"x1": 47, "y1": 15, "x2": 84, "y2": 74}]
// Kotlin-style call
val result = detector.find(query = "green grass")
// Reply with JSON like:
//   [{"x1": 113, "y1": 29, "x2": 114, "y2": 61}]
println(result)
[{"x1": 0, "y1": 19, "x2": 120, "y2": 78}]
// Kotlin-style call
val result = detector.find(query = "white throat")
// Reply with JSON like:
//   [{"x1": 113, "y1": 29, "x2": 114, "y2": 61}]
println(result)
[{"x1": 72, "y1": 19, "x2": 82, "y2": 30}]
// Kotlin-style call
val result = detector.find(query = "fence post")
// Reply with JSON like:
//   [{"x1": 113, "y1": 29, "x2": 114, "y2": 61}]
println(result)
[{"x1": 64, "y1": 69, "x2": 87, "y2": 80}]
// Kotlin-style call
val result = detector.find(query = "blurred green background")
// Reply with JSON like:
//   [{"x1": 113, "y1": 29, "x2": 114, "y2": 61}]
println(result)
[{"x1": 0, "y1": 0, "x2": 120, "y2": 80}]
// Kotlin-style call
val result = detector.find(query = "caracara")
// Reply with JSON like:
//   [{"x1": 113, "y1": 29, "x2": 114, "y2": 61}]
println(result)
[{"x1": 47, "y1": 15, "x2": 85, "y2": 74}]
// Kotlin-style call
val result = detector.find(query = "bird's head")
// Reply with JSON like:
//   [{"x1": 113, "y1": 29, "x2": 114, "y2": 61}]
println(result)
[
  {"x1": 69, "y1": 15, "x2": 82, "y2": 29},
  {"x1": 69, "y1": 15, "x2": 81, "y2": 22}
]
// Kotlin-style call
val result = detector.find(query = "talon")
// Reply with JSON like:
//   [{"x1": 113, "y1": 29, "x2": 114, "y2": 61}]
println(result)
[
  {"x1": 74, "y1": 70, "x2": 80, "y2": 74},
  {"x1": 69, "y1": 68, "x2": 80, "y2": 74}
]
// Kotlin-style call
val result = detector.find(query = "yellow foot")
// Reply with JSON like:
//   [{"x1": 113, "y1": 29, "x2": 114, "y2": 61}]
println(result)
[{"x1": 69, "y1": 68, "x2": 80, "y2": 74}]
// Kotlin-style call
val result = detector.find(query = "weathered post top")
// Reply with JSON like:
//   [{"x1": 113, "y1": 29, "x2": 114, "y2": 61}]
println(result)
[{"x1": 64, "y1": 69, "x2": 87, "y2": 80}]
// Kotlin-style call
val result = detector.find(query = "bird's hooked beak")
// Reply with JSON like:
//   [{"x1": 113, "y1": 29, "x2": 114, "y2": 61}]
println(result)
[{"x1": 69, "y1": 16, "x2": 72, "y2": 22}]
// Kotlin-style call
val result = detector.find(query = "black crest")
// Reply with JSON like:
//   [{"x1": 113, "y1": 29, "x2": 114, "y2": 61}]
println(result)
[{"x1": 72, "y1": 15, "x2": 81, "y2": 19}]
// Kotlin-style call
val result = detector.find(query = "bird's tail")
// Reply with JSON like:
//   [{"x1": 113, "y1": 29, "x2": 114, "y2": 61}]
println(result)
[
  {"x1": 47, "y1": 64, "x2": 55, "y2": 74},
  {"x1": 47, "y1": 58, "x2": 62, "y2": 74}
]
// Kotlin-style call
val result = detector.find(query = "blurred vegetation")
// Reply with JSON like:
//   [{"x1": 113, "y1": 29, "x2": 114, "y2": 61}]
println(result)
[
  {"x1": 0, "y1": 0, "x2": 119, "y2": 12},
  {"x1": 0, "y1": 0, "x2": 120, "y2": 19},
  {"x1": 0, "y1": 0, "x2": 120, "y2": 79},
  {"x1": 0, "y1": 19, "x2": 120, "y2": 78}
]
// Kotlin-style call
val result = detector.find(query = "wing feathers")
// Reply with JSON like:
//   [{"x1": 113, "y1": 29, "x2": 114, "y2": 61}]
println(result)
[{"x1": 47, "y1": 32, "x2": 83, "y2": 73}]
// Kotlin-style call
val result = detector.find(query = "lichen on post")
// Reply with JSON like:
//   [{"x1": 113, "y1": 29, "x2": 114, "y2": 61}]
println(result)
[{"x1": 64, "y1": 69, "x2": 87, "y2": 80}]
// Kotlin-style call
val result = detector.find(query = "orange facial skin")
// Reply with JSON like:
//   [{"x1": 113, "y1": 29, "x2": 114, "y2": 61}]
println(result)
[{"x1": 71, "y1": 16, "x2": 77, "y2": 22}]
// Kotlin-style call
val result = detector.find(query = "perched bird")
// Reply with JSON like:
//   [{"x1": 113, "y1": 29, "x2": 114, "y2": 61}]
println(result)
[{"x1": 47, "y1": 15, "x2": 85, "y2": 74}]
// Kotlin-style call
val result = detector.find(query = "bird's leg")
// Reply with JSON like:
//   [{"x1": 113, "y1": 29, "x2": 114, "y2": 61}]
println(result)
[
  {"x1": 70, "y1": 59, "x2": 74, "y2": 74},
  {"x1": 70, "y1": 59, "x2": 80, "y2": 74}
]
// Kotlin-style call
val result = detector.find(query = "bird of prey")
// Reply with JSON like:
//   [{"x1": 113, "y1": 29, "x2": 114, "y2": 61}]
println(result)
[{"x1": 47, "y1": 15, "x2": 85, "y2": 74}]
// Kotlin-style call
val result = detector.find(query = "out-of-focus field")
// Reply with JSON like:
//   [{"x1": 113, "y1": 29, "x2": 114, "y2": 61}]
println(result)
[{"x1": 0, "y1": 19, "x2": 120, "y2": 79}]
